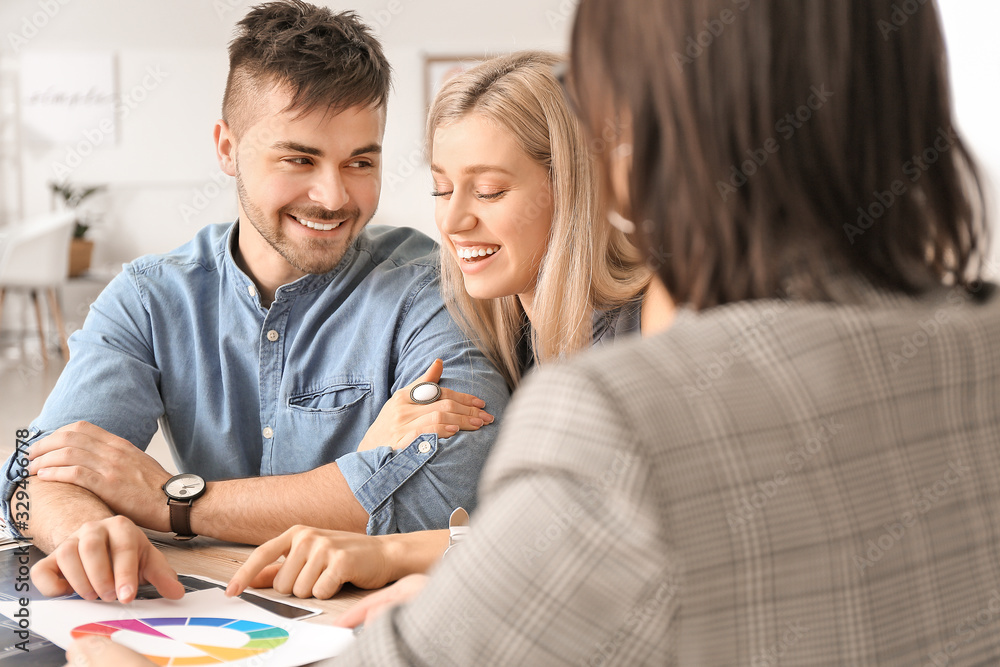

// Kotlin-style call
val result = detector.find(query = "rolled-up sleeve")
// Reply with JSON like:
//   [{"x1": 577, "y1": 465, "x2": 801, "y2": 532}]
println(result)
[
  {"x1": 336, "y1": 435, "x2": 438, "y2": 534},
  {"x1": 336, "y1": 272, "x2": 511, "y2": 535}
]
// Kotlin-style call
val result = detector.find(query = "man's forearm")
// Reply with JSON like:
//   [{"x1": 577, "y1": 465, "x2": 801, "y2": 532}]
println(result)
[
  {"x1": 22, "y1": 478, "x2": 115, "y2": 553},
  {"x1": 189, "y1": 461, "x2": 369, "y2": 545}
]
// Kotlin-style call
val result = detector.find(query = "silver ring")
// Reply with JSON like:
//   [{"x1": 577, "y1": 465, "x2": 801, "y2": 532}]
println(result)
[{"x1": 409, "y1": 381, "x2": 442, "y2": 405}]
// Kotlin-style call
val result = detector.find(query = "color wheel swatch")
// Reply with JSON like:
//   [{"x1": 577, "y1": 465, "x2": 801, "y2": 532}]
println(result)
[{"x1": 70, "y1": 616, "x2": 289, "y2": 665}]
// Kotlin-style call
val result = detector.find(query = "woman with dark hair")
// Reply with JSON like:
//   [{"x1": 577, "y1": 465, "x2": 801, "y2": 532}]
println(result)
[{"x1": 67, "y1": 0, "x2": 999, "y2": 665}]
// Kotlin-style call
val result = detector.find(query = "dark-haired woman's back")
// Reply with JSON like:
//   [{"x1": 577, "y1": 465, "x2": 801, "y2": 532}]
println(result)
[{"x1": 335, "y1": 276, "x2": 1000, "y2": 665}]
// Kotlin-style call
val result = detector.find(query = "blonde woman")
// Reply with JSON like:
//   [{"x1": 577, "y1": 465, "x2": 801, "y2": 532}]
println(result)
[
  {"x1": 430, "y1": 51, "x2": 672, "y2": 388},
  {"x1": 225, "y1": 51, "x2": 673, "y2": 605}
]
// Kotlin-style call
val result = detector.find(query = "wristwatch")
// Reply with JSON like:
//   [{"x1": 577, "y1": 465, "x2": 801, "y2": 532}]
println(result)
[
  {"x1": 443, "y1": 507, "x2": 470, "y2": 557},
  {"x1": 161, "y1": 473, "x2": 206, "y2": 541}
]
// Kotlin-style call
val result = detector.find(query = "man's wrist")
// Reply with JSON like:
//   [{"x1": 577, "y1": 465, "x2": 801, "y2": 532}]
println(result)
[
  {"x1": 156, "y1": 499, "x2": 173, "y2": 534},
  {"x1": 153, "y1": 472, "x2": 174, "y2": 533},
  {"x1": 186, "y1": 480, "x2": 220, "y2": 539}
]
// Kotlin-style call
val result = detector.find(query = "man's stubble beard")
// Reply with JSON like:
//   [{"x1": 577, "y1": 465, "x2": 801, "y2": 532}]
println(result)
[{"x1": 234, "y1": 164, "x2": 375, "y2": 275}]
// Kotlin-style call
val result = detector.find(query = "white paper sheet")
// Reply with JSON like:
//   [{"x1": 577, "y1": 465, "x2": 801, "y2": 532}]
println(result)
[{"x1": 0, "y1": 588, "x2": 352, "y2": 666}]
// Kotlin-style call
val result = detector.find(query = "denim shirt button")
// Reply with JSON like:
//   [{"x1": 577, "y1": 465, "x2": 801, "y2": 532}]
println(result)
[
  {"x1": 418, "y1": 440, "x2": 432, "y2": 454},
  {"x1": 247, "y1": 284, "x2": 256, "y2": 297},
  {"x1": 266, "y1": 330, "x2": 279, "y2": 342},
  {"x1": 262, "y1": 427, "x2": 274, "y2": 439}
]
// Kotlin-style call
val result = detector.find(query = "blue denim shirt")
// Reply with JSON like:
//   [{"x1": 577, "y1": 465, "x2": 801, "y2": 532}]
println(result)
[{"x1": 0, "y1": 223, "x2": 510, "y2": 536}]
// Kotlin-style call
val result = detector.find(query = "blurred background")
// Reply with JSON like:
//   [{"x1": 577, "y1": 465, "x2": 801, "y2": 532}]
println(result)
[{"x1": 0, "y1": 0, "x2": 996, "y2": 468}]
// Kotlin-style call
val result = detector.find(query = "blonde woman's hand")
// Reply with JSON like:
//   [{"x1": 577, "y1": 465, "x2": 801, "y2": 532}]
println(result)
[
  {"x1": 357, "y1": 359, "x2": 494, "y2": 451},
  {"x1": 226, "y1": 526, "x2": 396, "y2": 599}
]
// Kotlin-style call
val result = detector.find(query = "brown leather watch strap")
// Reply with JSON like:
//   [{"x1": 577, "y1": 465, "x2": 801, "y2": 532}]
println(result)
[{"x1": 167, "y1": 498, "x2": 195, "y2": 540}]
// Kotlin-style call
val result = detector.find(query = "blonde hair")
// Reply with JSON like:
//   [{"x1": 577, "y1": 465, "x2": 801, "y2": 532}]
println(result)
[{"x1": 428, "y1": 50, "x2": 650, "y2": 388}]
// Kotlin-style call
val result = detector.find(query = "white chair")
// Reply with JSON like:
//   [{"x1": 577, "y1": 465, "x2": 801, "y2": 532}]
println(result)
[{"x1": 0, "y1": 211, "x2": 76, "y2": 363}]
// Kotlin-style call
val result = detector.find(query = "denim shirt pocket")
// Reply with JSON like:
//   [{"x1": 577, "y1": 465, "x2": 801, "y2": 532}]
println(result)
[{"x1": 287, "y1": 379, "x2": 373, "y2": 414}]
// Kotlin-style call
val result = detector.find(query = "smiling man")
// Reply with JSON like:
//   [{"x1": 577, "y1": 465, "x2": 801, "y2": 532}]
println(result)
[{"x1": 0, "y1": 0, "x2": 508, "y2": 603}]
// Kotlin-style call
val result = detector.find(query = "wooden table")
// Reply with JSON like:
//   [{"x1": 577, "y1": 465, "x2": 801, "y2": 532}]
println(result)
[{"x1": 144, "y1": 530, "x2": 375, "y2": 623}]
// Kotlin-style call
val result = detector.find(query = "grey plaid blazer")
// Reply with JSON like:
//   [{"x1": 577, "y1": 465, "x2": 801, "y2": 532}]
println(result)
[{"x1": 337, "y1": 282, "x2": 1000, "y2": 665}]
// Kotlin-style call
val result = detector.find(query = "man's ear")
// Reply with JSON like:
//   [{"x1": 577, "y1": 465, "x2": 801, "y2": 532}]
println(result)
[{"x1": 214, "y1": 120, "x2": 237, "y2": 177}]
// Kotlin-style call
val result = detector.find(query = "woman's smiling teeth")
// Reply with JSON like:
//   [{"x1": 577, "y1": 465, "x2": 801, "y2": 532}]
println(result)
[
  {"x1": 457, "y1": 245, "x2": 500, "y2": 260},
  {"x1": 292, "y1": 214, "x2": 342, "y2": 231}
]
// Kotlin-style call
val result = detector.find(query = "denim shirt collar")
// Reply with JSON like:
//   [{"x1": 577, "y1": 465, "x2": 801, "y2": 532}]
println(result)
[{"x1": 220, "y1": 220, "x2": 361, "y2": 306}]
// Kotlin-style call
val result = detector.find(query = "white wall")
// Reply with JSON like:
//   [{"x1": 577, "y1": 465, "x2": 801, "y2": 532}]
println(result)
[
  {"x1": 0, "y1": 0, "x2": 577, "y2": 263},
  {"x1": 937, "y1": 1, "x2": 1000, "y2": 275},
  {"x1": 0, "y1": 0, "x2": 996, "y2": 271}
]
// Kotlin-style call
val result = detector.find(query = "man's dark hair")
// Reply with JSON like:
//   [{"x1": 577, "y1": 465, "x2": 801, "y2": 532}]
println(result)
[
  {"x1": 570, "y1": 0, "x2": 989, "y2": 308},
  {"x1": 223, "y1": 0, "x2": 391, "y2": 137}
]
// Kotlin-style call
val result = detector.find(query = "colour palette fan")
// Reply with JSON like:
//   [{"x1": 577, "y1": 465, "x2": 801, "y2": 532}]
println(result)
[{"x1": 70, "y1": 616, "x2": 290, "y2": 665}]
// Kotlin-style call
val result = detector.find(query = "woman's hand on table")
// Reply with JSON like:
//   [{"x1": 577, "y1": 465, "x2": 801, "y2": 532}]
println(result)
[
  {"x1": 333, "y1": 574, "x2": 430, "y2": 629},
  {"x1": 226, "y1": 525, "x2": 397, "y2": 599},
  {"x1": 356, "y1": 358, "x2": 494, "y2": 451}
]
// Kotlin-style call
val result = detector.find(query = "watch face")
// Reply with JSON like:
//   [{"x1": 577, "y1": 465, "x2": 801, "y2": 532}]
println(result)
[{"x1": 163, "y1": 473, "x2": 206, "y2": 500}]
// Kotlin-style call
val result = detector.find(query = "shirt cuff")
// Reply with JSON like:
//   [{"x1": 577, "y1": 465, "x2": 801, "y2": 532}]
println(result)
[{"x1": 335, "y1": 434, "x2": 438, "y2": 535}]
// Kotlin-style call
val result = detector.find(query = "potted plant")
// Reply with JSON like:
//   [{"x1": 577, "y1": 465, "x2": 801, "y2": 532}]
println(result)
[{"x1": 49, "y1": 181, "x2": 105, "y2": 277}]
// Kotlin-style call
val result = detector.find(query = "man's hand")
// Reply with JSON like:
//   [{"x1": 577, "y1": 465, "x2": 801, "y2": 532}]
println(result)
[
  {"x1": 32, "y1": 515, "x2": 184, "y2": 603},
  {"x1": 333, "y1": 574, "x2": 429, "y2": 628},
  {"x1": 226, "y1": 525, "x2": 397, "y2": 599},
  {"x1": 66, "y1": 636, "x2": 158, "y2": 667},
  {"x1": 27, "y1": 422, "x2": 172, "y2": 532}
]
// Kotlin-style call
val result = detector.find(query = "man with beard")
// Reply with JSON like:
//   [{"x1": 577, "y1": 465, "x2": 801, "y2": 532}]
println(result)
[{"x1": 0, "y1": 0, "x2": 508, "y2": 603}]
